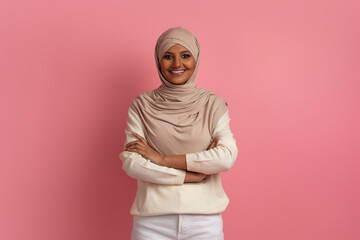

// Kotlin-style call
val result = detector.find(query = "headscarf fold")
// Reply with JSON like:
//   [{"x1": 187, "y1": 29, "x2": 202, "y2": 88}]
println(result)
[{"x1": 130, "y1": 27, "x2": 228, "y2": 156}]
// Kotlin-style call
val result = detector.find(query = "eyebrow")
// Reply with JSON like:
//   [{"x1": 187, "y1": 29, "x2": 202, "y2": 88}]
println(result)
[{"x1": 164, "y1": 50, "x2": 191, "y2": 54}]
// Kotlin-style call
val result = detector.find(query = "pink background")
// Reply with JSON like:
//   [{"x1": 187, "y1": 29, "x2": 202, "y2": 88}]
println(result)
[{"x1": 1, "y1": 0, "x2": 359, "y2": 239}]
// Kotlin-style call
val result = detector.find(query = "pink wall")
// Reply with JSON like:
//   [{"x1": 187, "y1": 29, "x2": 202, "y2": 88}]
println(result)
[{"x1": 1, "y1": 0, "x2": 359, "y2": 239}]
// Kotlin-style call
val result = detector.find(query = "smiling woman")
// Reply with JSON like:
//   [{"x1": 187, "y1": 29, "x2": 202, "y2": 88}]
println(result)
[
  {"x1": 119, "y1": 27, "x2": 238, "y2": 240},
  {"x1": 160, "y1": 44, "x2": 196, "y2": 85}
]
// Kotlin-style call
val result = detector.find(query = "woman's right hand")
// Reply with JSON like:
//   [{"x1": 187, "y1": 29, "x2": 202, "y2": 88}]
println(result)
[
  {"x1": 207, "y1": 136, "x2": 219, "y2": 150},
  {"x1": 184, "y1": 136, "x2": 219, "y2": 183},
  {"x1": 184, "y1": 171, "x2": 208, "y2": 183}
]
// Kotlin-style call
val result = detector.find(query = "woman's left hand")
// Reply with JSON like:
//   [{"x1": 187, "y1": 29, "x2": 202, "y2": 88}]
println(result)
[{"x1": 125, "y1": 132, "x2": 164, "y2": 165}]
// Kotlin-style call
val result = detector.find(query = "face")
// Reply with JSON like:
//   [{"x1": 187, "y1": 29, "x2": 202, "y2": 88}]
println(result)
[{"x1": 159, "y1": 44, "x2": 196, "y2": 85}]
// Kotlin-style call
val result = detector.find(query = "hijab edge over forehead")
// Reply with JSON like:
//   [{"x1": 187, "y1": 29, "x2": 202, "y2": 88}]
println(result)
[{"x1": 157, "y1": 39, "x2": 198, "y2": 61}]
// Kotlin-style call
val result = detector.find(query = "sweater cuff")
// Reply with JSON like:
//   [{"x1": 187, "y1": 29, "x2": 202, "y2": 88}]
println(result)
[
  {"x1": 173, "y1": 169, "x2": 186, "y2": 185},
  {"x1": 185, "y1": 153, "x2": 199, "y2": 172}
]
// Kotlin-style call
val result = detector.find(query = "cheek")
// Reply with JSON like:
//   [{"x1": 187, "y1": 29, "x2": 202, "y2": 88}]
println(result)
[
  {"x1": 159, "y1": 61, "x2": 168, "y2": 74},
  {"x1": 187, "y1": 65, "x2": 194, "y2": 73},
  {"x1": 187, "y1": 59, "x2": 196, "y2": 70}
]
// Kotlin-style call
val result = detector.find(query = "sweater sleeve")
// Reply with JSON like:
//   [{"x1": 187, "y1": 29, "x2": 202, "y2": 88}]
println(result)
[
  {"x1": 119, "y1": 107, "x2": 186, "y2": 185},
  {"x1": 185, "y1": 110, "x2": 238, "y2": 174}
]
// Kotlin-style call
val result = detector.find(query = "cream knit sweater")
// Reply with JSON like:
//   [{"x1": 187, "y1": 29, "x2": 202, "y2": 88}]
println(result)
[{"x1": 119, "y1": 107, "x2": 238, "y2": 216}]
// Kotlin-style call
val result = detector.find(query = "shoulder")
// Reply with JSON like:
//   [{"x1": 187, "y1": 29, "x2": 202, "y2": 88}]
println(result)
[
  {"x1": 204, "y1": 89, "x2": 228, "y2": 110},
  {"x1": 129, "y1": 90, "x2": 154, "y2": 110},
  {"x1": 131, "y1": 91, "x2": 149, "y2": 104},
  {"x1": 201, "y1": 89, "x2": 229, "y2": 131}
]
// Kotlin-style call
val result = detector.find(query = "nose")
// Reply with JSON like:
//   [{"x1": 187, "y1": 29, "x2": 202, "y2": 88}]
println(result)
[{"x1": 172, "y1": 55, "x2": 182, "y2": 68}]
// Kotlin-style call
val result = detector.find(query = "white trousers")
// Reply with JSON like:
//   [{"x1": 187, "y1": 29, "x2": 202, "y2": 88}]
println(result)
[{"x1": 131, "y1": 213, "x2": 224, "y2": 240}]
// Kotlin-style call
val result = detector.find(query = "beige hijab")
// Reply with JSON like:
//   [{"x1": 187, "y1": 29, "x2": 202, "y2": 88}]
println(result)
[{"x1": 130, "y1": 27, "x2": 228, "y2": 156}]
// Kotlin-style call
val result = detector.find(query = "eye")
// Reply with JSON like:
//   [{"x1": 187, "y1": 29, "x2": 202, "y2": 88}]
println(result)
[
  {"x1": 182, "y1": 54, "x2": 191, "y2": 59},
  {"x1": 163, "y1": 55, "x2": 173, "y2": 59}
]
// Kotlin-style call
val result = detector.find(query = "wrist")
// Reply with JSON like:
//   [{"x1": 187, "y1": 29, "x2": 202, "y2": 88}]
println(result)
[{"x1": 160, "y1": 155, "x2": 168, "y2": 166}]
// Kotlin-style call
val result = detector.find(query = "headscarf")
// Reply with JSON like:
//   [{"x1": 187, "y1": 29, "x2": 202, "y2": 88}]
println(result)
[{"x1": 130, "y1": 27, "x2": 228, "y2": 156}]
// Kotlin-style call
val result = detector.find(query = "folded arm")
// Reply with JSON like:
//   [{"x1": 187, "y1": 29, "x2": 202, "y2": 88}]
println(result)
[
  {"x1": 185, "y1": 110, "x2": 238, "y2": 174},
  {"x1": 119, "y1": 107, "x2": 187, "y2": 185},
  {"x1": 120, "y1": 107, "x2": 209, "y2": 185},
  {"x1": 127, "y1": 110, "x2": 238, "y2": 175}
]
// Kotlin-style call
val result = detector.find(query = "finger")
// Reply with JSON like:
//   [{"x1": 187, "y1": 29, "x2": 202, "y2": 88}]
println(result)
[
  {"x1": 132, "y1": 132, "x2": 147, "y2": 144},
  {"x1": 127, "y1": 149, "x2": 142, "y2": 155},
  {"x1": 207, "y1": 137, "x2": 218, "y2": 150},
  {"x1": 126, "y1": 140, "x2": 147, "y2": 148},
  {"x1": 201, "y1": 174, "x2": 209, "y2": 181},
  {"x1": 207, "y1": 141, "x2": 216, "y2": 150},
  {"x1": 125, "y1": 146, "x2": 138, "y2": 152},
  {"x1": 127, "y1": 143, "x2": 148, "y2": 151},
  {"x1": 126, "y1": 143, "x2": 146, "y2": 152},
  {"x1": 126, "y1": 146, "x2": 143, "y2": 154},
  {"x1": 214, "y1": 136, "x2": 220, "y2": 146},
  {"x1": 125, "y1": 141, "x2": 140, "y2": 147}
]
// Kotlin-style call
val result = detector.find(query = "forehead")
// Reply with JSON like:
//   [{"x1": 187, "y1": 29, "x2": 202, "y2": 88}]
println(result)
[{"x1": 166, "y1": 44, "x2": 190, "y2": 53}]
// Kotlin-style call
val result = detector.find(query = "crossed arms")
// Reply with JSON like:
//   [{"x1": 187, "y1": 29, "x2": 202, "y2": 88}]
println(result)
[{"x1": 119, "y1": 107, "x2": 238, "y2": 185}]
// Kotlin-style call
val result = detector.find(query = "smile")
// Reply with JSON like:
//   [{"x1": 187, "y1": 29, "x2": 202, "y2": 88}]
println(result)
[{"x1": 169, "y1": 70, "x2": 186, "y2": 75}]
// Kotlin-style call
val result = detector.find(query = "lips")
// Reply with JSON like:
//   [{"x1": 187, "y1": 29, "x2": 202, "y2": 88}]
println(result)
[{"x1": 169, "y1": 69, "x2": 186, "y2": 75}]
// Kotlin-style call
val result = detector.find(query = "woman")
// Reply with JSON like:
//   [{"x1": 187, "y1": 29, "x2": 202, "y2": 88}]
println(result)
[{"x1": 119, "y1": 27, "x2": 238, "y2": 240}]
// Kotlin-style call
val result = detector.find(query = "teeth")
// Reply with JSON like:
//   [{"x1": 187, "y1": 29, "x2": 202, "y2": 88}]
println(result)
[{"x1": 170, "y1": 70, "x2": 185, "y2": 73}]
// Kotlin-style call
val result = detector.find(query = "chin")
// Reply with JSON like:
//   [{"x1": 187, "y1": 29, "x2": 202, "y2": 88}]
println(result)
[
  {"x1": 168, "y1": 79, "x2": 188, "y2": 85},
  {"x1": 166, "y1": 76, "x2": 190, "y2": 85}
]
